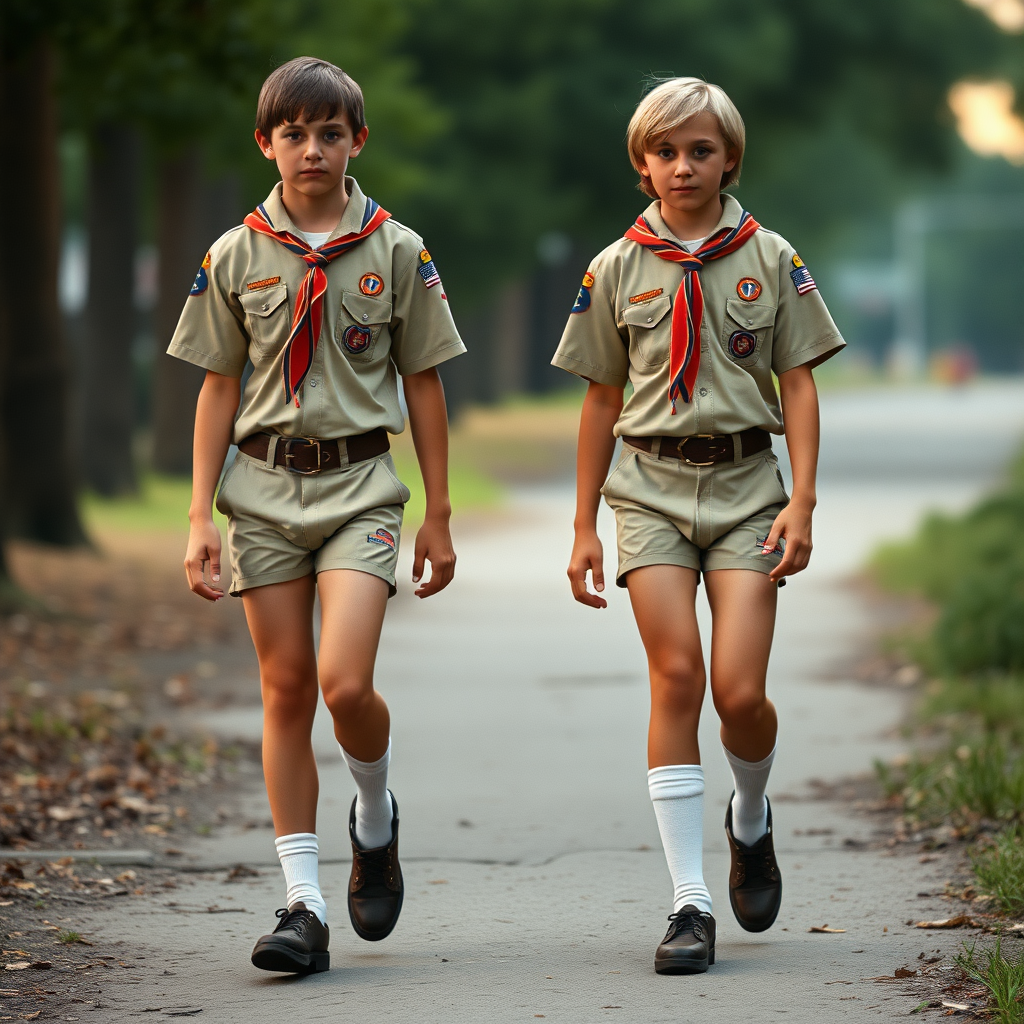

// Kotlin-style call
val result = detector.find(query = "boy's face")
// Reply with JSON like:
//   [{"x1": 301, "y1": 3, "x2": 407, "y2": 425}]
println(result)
[
  {"x1": 639, "y1": 112, "x2": 737, "y2": 223},
  {"x1": 255, "y1": 113, "x2": 369, "y2": 198}
]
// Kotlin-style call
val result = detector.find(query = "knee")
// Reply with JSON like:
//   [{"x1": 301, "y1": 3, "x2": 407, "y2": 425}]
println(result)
[
  {"x1": 321, "y1": 672, "x2": 374, "y2": 722},
  {"x1": 713, "y1": 686, "x2": 767, "y2": 728},
  {"x1": 261, "y1": 664, "x2": 318, "y2": 721},
  {"x1": 650, "y1": 654, "x2": 705, "y2": 717}
]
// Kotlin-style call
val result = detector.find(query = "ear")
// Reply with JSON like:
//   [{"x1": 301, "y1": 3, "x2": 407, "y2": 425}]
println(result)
[
  {"x1": 254, "y1": 129, "x2": 275, "y2": 161},
  {"x1": 723, "y1": 147, "x2": 739, "y2": 175},
  {"x1": 348, "y1": 125, "x2": 369, "y2": 159}
]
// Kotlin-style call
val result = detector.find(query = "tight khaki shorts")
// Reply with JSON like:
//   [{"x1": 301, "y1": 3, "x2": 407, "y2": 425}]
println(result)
[
  {"x1": 215, "y1": 450, "x2": 410, "y2": 596},
  {"x1": 601, "y1": 441, "x2": 789, "y2": 586}
]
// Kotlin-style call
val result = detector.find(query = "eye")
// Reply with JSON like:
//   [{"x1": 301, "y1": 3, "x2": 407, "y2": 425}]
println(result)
[
  {"x1": 693, "y1": 146, "x2": 709, "y2": 158},
  {"x1": 657, "y1": 148, "x2": 674, "y2": 160},
  {"x1": 323, "y1": 131, "x2": 341, "y2": 142},
  {"x1": 285, "y1": 131, "x2": 302, "y2": 142}
]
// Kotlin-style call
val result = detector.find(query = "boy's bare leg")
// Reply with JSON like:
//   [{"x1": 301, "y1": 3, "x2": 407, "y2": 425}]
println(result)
[{"x1": 626, "y1": 564, "x2": 711, "y2": 916}]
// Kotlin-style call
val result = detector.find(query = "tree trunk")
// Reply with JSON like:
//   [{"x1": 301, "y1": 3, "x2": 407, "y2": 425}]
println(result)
[
  {"x1": 0, "y1": 39, "x2": 87, "y2": 546},
  {"x1": 80, "y1": 123, "x2": 141, "y2": 495}
]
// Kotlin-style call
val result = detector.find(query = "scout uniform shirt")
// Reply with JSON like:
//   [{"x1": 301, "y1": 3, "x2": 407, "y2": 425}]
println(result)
[
  {"x1": 168, "y1": 177, "x2": 466, "y2": 443},
  {"x1": 551, "y1": 193, "x2": 844, "y2": 437}
]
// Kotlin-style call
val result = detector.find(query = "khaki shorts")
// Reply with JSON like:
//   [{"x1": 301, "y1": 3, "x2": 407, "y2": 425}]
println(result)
[
  {"x1": 215, "y1": 449, "x2": 410, "y2": 596},
  {"x1": 601, "y1": 441, "x2": 789, "y2": 586}
]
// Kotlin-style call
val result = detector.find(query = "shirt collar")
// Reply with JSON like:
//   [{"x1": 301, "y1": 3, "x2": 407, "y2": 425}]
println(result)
[
  {"x1": 259, "y1": 176, "x2": 368, "y2": 240},
  {"x1": 643, "y1": 193, "x2": 743, "y2": 245}
]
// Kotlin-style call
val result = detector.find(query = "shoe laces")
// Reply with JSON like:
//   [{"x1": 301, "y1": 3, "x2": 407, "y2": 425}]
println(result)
[
  {"x1": 734, "y1": 833, "x2": 779, "y2": 885},
  {"x1": 352, "y1": 842, "x2": 398, "y2": 889},
  {"x1": 273, "y1": 906, "x2": 318, "y2": 935},
  {"x1": 665, "y1": 908, "x2": 708, "y2": 944}
]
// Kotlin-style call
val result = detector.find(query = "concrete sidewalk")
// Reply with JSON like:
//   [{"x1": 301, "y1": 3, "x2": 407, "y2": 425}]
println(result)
[{"x1": 83, "y1": 381, "x2": 1024, "y2": 1022}]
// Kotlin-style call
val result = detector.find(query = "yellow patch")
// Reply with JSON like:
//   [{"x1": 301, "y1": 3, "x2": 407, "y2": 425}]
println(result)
[
  {"x1": 628, "y1": 287, "x2": 663, "y2": 304},
  {"x1": 419, "y1": 249, "x2": 432, "y2": 264},
  {"x1": 582, "y1": 271, "x2": 595, "y2": 288},
  {"x1": 791, "y1": 253, "x2": 804, "y2": 268},
  {"x1": 246, "y1": 276, "x2": 282, "y2": 291},
  {"x1": 201, "y1": 251, "x2": 211, "y2": 269}
]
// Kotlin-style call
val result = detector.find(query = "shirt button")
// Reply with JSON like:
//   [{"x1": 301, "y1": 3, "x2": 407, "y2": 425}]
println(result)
[
  {"x1": 646, "y1": 316, "x2": 653, "y2": 323},
  {"x1": 361, "y1": 313, "x2": 369, "y2": 321},
  {"x1": 262, "y1": 303, "x2": 269, "y2": 312},
  {"x1": 309, "y1": 379, "x2": 318, "y2": 388},
  {"x1": 699, "y1": 388, "x2": 708, "y2": 397}
]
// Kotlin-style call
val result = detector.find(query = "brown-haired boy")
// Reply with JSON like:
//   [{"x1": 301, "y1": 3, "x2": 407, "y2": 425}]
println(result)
[{"x1": 169, "y1": 56, "x2": 465, "y2": 973}]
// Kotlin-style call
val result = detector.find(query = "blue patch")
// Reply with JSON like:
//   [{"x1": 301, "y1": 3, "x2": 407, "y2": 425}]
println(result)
[
  {"x1": 342, "y1": 324, "x2": 373, "y2": 354},
  {"x1": 571, "y1": 271, "x2": 595, "y2": 314},
  {"x1": 789, "y1": 253, "x2": 817, "y2": 295},
  {"x1": 189, "y1": 251, "x2": 211, "y2": 296},
  {"x1": 728, "y1": 330, "x2": 757, "y2": 359}
]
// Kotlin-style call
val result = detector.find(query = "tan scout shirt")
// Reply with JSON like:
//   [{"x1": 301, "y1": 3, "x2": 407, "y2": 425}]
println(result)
[
  {"x1": 551, "y1": 194, "x2": 844, "y2": 437},
  {"x1": 168, "y1": 177, "x2": 466, "y2": 443}
]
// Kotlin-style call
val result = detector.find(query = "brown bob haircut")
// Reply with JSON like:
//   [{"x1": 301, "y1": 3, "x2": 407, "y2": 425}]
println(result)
[{"x1": 256, "y1": 56, "x2": 365, "y2": 137}]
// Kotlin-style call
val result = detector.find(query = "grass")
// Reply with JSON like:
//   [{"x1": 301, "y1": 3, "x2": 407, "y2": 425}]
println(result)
[
  {"x1": 956, "y1": 940, "x2": 1024, "y2": 1023},
  {"x1": 973, "y1": 829, "x2": 1024, "y2": 917},
  {"x1": 57, "y1": 929, "x2": 85, "y2": 944}
]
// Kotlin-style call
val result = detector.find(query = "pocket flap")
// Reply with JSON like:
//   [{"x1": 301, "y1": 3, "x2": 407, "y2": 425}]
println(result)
[
  {"x1": 342, "y1": 291, "x2": 393, "y2": 325},
  {"x1": 726, "y1": 297, "x2": 776, "y2": 330},
  {"x1": 239, "y1": 283, "x2": 288, "y2": 318},
  {"x1": 621, "y1": 293, "x2": 671, "y2": 328}
]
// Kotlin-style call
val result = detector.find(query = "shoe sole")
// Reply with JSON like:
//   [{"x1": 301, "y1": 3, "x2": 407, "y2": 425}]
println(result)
[
  {"x1": 655, "y1": 947, "x2": 715, "y2": 974},
  {"x1": 251, "y1": 941, "x2": 330, "y2": 974},
  {"x1": 348, "y1": 888, "x2": 404, "y2": 942},
  {"x1": 729, "y1": 882, "x2": 782, "y2": 933}
]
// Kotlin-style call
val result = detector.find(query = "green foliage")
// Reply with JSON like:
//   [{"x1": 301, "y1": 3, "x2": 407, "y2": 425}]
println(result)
[
  {"x1": 973, "y1": 829, "x2": 1024, "y2": 918},
  {"x1": 956, "y1": 940, "x2": 1024, "y2": 1023},
  {"x1": 922, "y1": 674, "x2": 1024, "y2": 749}
]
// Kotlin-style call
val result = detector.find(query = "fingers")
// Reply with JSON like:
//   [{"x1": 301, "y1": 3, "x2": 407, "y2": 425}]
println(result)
[
  {"x1": 414, "y1": 550, "x2": 456, "y2": 598},
  {"x1": 184, "y1": 549, "x2": 224, "y2": 602},
  {"x1": 411, "y1": 536, "x2": 426, "y2": 585},
  {"x1": 567, "y1": 559, "x2": 608, "y2": 609},
  {"x1": 769, "y1": 539, "x2": 812, "y2": 582}
]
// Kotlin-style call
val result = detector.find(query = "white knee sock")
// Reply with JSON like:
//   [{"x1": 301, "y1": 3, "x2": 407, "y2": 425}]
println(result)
[
  {"x1": 648, "y1": 765, "x2": 712, "y2": 915},
  {"x1": 341, "y1": 740, "x2": 394, "y2": 849},
  {"x1": 275, "y1": 832, "x2": 327, "y2": 925},
  {"x1": 723, "y1": 744, "x2": 776, "y2": 846}
]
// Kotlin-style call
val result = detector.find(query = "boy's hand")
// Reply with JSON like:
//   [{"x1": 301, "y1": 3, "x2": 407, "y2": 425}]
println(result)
[
  {"x1": 764, "y1": 501, "x2": 813, "y2": 583},
  {"x1": 184, "y1": 518, "x2": 225, "y2": 601},
  {"x1": 568, "y1": 529, "x2": 607, "y2": 608},
  {"x1": 412, "y1": 516, "x2": 456, "y2": 598}
]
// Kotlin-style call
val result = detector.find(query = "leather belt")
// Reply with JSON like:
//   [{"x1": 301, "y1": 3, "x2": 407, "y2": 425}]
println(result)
[
  {"x1": 622, "y1": 427, "x2": 772, "y2": 466},
  {"x1": 237, "y1": 428, "x2": 389, "y2": 475}
]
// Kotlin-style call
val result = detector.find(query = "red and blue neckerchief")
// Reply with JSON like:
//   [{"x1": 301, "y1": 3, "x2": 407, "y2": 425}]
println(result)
[
  {"x1": 624, "y1": 209, "x2": 760, "y2": 412},
  {"x1": 243, "y1": 197, "x2": 391, "y2": 405}
]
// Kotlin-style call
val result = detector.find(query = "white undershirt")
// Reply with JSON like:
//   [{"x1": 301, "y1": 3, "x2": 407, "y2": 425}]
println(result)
[
  {"x1": 680, "y1": 236, "x2": 708, "y2": 252},
  {"x1": 299, "y1": 229, "x2": 333, "y2": 249}
]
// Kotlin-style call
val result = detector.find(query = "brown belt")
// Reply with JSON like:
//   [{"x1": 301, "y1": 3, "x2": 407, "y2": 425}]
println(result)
[
  {"x1": 237, "y1": 428, "x2": 389, "y2": 474},
  {"x1": 623, "y1": 427, "x2": 772, "y2": 466}
]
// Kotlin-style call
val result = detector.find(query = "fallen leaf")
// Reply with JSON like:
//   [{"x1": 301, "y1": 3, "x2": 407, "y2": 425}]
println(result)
[
  {"x1": 0, "y1": 903, "x2": 10, "y2": 907},
  {"x1": 28, "y1": 962, "x2": 51, "y2": 970},
  {"x1": 0, "y1": 990, "x2": 17, "y2": 996},
  {"x1": 3, "y1": 964, "x2": 29, "y2": 972},
  {"x1": 942, "y1": 1001, "x2": 969, "y2": 1011},
  {"x1": 914, "y1": 916, "x2": 974, "y2": 929},
  {"x1": 21, "y1": 1013, "x2": 40, "y2": 1021},
  {"x1": 809, "y1": 925, "x2": 846, "y2": 933},
  {"x1": 894, "y1": 967, "x2": 917, "y2": 978},
  {"x1": 10, "y1": 882, "x2": 34, "y2": 891}
]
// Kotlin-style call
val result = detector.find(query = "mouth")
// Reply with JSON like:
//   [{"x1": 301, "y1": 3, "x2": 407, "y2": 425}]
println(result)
[
  {"x1": 300, "y1": 169, "x2": 327, "y2": 177},
  {"x1": 672, "y1": 185, "x2": 698, "y2": 193}
]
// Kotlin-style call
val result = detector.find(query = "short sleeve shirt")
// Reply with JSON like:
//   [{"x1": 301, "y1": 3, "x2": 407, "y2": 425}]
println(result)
[
  {"x1": 551, "y1": 194, "x2": 844, "y2": 437},
  {"x1": 167, "y1": 177, "x2": 466, "y2": 443}
]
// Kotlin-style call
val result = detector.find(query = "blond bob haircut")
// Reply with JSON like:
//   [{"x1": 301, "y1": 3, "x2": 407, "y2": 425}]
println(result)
[{"x1": 627, "y1": 78, "x2": 745, "y2": 198}]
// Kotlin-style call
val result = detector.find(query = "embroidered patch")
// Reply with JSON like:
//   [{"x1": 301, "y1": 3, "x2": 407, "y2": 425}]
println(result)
[
  {"x1": 728, "y1": 330, "x2": 757, "y2": 359},
  {"x1": 246, "y1": 276, "x2": 281, "y2": 292},
  {"x1": 756, "y1": 536, "x2": 784, "y2": 555},
  {"x1": 367, "y1": 528, "x2": 396, "y2": 550},
  {"x1": 629, "y1": 287, "x2": 663, "y2": 305},
  {"x1": 342, "y1": 324, "x2": 373, "y2": 354},
  {"x1": 189, "y1": 252, "x2": 211, "y2": 296},
  {"x1": 789, "y1": 253, "x2": 817, "y2": 295},
  {"x1": 737, "y1": 277, "x2": 761, "y2": 301},
  {"x1": 417, "y1": 249, "x2": 441, "y2": 289},
  {"x1": 571, "y1": 271, "x2": 595, "y2": 314},
  {"x1": 359, "y1": 272, "x2": 384, "y2": 296}
]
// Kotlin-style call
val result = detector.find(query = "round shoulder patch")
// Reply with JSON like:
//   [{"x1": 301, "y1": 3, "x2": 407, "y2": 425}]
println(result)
[
  {"x1": 189, "y1": 251, "x2": 211, "y2": 297},
  {"x1": 359, "y1": 272, "x2": 384, "y2": 296},
  {"x1": 736, "y1": 277, "x2": 761, "y2": 301},
  {"x1": 728, "y1": 330, "x2": 757, "y2": 359},
  {"x1": 571, "y1": 271, "x2": 595, "y2": 314}
]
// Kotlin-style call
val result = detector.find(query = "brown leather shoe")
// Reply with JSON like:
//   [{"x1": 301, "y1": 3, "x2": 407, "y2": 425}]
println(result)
[
  {"x1": 725, "y1": 793, "x2": 782, "y2": 932},
  {"x1": 348, "y1": 791, "x2": 403, "y2": 941}
]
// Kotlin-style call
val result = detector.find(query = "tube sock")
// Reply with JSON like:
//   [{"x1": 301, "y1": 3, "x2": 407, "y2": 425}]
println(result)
[
  {"x1": 723, "y1": 744, "x2": 776, "y2": 846},
  {"x1": 648, "y1": 765, "x2": 712, "y2": 915},
  {"x1": 341, "y1": 740, "x2": 394, "y2": 849},
  {"x1": 274, "y1": 832, "x2": 327, "y2": 925}
]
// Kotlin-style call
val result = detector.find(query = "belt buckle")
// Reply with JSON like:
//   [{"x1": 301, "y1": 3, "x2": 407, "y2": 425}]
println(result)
[
  {"x1": 283, "y1": 436, "x2": 322, "y2": 475},
  {"x1": 677, "y1": 434, "x2": 721, "y2": 467}
]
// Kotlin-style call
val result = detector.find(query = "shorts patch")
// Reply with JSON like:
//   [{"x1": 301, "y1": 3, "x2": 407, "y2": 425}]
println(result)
[
  {"x1": 417, "y1": 250, "x2": 441, "y2": 289},
  {"x1": 367, "y1": 528, "x2": 396, "y2": 550},
  {"x1": 572, "y1": 271, "x2": 595, "y2": 314},
  {"x1": 246, "y1": 276, "x2": 281, "y2": 291},
  {"x1": 359, "y1": 272, "x2": 384, "y2": 296},
  {"x1": 789, "y1": 254, "x2": 817, "y2": 295},
  {"x1": 342, "y1": 324, "x2": 373, "y2": 354},
  {"x1": 737, "y1": 277, "x2": 761, "y2": 301},
  {"x1": 728, "y1": 330, "x2": 758, "y2": 359},
  {"x1": 189, "y1": 252, "x2": 211, "y2": 296},
  {"x1": 629, "y1": 287, "x2": 663, "y2": 304}
]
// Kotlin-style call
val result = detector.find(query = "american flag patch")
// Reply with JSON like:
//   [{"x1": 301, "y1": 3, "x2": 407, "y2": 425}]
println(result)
[
  {"x1": 789, "y1": 254, "x2": 816, "y2": 295},
  {"x1": 418, "y1": 248, "x2": 441, "y2": 289}
]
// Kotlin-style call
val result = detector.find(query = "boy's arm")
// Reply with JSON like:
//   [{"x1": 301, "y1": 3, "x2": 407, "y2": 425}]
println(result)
[
  {"x1": 185, "y1": 370, "x2": 241, "y2": 601},
  {"x1": 764, "y1": 363, "x2": 819, "y2": 582},
  {"x1": 403, "y1": 367, "x2": 456, "y2": 598},
  {"x1": 568, "y1": 381, "x2": 624, "y2": 608}
]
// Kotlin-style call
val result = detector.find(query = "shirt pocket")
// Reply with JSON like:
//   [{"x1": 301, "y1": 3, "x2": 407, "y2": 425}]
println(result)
[
  {"x1": 337, "y1": 291, "x2": 393, "y2": 363},
  {"x1": 720, "y1": 297, "x2": 776, "y2": 368},
  {"x1": 621, "y1": 293, "x2": 672, "y2": 368},
  {"x1": 238, "y1": 283, "x2": 289, "y2": 360}
]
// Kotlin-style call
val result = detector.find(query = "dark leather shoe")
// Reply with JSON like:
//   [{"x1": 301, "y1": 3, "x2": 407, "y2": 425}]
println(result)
[
  {"x1": 251, "y1": 903, "x2": 329, "y2": 973},
  {"x1": 725, "y1": 793, "x2": 783, "y2": 932},
  {"x1": 655, "y1": 905, "x2": 716, "y2": 974},
  {"x1": 348, "y1": 791, "x2": 403, "y2": 941}
]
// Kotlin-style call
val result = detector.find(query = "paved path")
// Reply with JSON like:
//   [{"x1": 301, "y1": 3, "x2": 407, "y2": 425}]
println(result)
[{"x1": 89, "y1": 381, "x2": 1024, "y2": 1022}]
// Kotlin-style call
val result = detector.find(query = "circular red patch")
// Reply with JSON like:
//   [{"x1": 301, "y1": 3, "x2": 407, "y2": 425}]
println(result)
[
  {"x1": 359, "y1": 273, "x2": 384, "y2": 296},
  {"x1": 343, "y1": 324, "x2": 373, "y2": 354},
  {"x1": 728, "y1": 330, "x2": 757, "y2": 359},
  {"x1": 737, "y1": 277, "x2": 762, "y2": 301}
]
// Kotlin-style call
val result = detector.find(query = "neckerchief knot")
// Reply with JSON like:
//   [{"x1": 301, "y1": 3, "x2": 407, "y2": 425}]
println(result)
[
  {"x1": 624, "y1": 208, "x2": 760, "y2": 411},
  {"x1": 244, "y1": 196, "x2": 391, "y2": 406}
]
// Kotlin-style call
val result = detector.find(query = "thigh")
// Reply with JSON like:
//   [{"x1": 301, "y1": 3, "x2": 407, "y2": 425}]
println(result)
[
  {"x1": 626, "y1": 564, "x2": 704, "y2": 673},
  {"x1": 241, "y1": 575, "x2": 318, "y2": 678},
  {"x1": 316, "y1": 568, "x2": 390, "y2": 686},
  {"x1": 704, "y1": 568, "x2": 778, "y2": 696}
]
